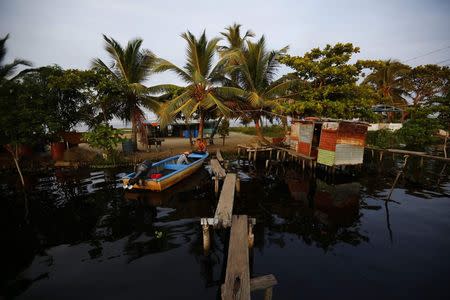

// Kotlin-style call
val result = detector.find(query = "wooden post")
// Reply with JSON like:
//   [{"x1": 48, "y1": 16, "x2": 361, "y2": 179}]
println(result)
[
  {"x1": 248, "y1": 222, "x2": 254, "y2": 249},
  {"x1": 214, "y1": 176, "x2": 219, "y2": 195},
  {"x1": 264, "y1": 287, "x2": 273, "y2": 300},
  {"x1": 387, "y1": 155, "x2": 409, "y2": 200},
  {"x1": 201, "y1": 218, "x2": 210, "y2": 254},
  {"x1": 254, "y1": 150, "x2": 257, "y2": 162},
  {"x1": 236, "y1": 176, "x2": 241, "y2": 194},
  {"x1": 265, "y1": 159, "x2": 270, "y2": 169},
  {"x1": 302, "y1": 159, "x2": 305, "y2": 170},
  {"x1": 248, "y1": 150, "x2": 252, "y2": 162},
  {"x1": 420, "y1": 157, "x2": 424, "y2": 168},
  {"x1": 444, "y1": 135, "x2": 448, "y2": 158},
  {"x1": 379, "y1": 151, "x2": 384, "y2": 162},
  {"x1": 269, "y1": 149, "x2": 273, "y2": 160},
  {"x1": 276, "y1": 150, "x2": 280, "y2": 161}
]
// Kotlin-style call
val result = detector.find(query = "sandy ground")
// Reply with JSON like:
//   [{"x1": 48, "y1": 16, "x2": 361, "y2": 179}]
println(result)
[{"x1": 67, "y1": 132, "x2": 263, "y2": 162}]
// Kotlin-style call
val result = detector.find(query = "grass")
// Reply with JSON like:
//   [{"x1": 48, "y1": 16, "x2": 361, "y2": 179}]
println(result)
[{"x1": 230, "y1": 125, "x2": 286, "y2": 137}]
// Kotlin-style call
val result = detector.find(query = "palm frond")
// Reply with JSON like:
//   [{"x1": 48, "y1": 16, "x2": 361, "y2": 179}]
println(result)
[
  {"x1": 154, "y1": 58, "x2": 191, "y2": 82},
  {"x1": 204, "y1": 93, "x2": 232, "y2": 116}
]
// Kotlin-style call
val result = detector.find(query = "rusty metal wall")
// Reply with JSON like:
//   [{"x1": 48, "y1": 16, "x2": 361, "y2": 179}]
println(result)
[{"x1": 334, "y1": 144, "x2": 365, "y2": 165}]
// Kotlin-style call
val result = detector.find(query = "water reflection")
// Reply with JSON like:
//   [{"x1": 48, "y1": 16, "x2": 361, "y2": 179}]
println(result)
[{"x1": 1, "y1": 157, "x2": 449, "y2": 299}]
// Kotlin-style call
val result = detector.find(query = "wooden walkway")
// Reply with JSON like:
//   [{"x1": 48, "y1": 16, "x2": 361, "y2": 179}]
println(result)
[
  {"x1": 366, "y1": 147, "x2": 450, "y2": 162},
  {"x1": 214, "y1": 174, "x2": 236, "y2": 228},
  {"x1": 200, "y1": 161, "x2": 277, "y2": 299},
  {"x1": 221, "y1": 215, "x2": 251, "y2": 300}
]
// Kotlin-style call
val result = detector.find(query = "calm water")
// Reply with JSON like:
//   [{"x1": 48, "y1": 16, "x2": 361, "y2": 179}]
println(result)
[{"x1": 1, "y1": 155, "x2": 449, "y2": 299}]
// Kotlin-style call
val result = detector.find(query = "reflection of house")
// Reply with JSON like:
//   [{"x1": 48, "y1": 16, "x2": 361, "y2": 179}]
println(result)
[{"x1": 286, "y1": 177, "x2": 360, "y2": 226}]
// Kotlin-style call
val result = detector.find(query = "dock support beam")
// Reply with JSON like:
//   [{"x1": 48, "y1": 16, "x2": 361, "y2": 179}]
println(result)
[
  {"x1": 201, "y1": 218, "x2": 210, "y2": 254},
  {"x1": 214, "y1": 176, "x2": 219, "y2": 195}
]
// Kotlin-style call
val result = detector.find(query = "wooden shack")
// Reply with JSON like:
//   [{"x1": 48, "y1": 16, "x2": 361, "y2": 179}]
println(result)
[
  {"x1": 295, "y1": 119, "x2": 322, "y2": 158},
  {"x1": 317, "y1": 121, "x2": 368, "y2": 166},
  {"x1": 288, "y1": 122, "x2": 299, "y2": 150}
]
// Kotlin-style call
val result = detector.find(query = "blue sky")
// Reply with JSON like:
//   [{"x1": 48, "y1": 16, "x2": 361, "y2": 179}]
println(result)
[{"x1": 1, "y1": 0, "x2": 449, "y2": 125}]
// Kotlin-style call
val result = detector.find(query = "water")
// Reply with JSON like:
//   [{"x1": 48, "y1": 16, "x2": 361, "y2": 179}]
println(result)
[{"x1": 1, "y1": 156, "x2": 449, "y2": 299}]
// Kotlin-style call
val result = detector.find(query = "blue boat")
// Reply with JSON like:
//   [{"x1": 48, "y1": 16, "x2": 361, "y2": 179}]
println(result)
[{"x1": 122, "y1": 152, "x2": 209, "y2": 191}]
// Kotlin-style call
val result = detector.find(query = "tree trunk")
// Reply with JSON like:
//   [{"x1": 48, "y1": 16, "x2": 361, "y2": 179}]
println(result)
[
  {"x1": 198, "y1": 112, "x2": 205, "y2": 139},
  {"x1": 222, "y1": 136, "x2": 226, "y2": 146},
  {"x1": 254, "y1": 116, "x2": 270, "y2": 144},
  {"x1": 185, "y1": 118, "x2": 193, "y2": 147},
  {"x1": 209, "y1": 116, "x2": 223, "y2": 145},
  {"x1": 131, "y1": 118, "x2": 137, "y2": 144},
  {"x1": 7, "y1": 145, "x2": 25, "y2": 187}
]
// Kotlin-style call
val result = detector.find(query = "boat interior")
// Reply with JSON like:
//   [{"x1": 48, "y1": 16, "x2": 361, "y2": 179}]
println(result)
[{"x1": 128, "y1": 153, "x2": 207, "y2": 181}]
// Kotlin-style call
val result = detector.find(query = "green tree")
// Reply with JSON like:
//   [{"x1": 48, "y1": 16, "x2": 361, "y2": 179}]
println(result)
[
  {"x1": 153, "y1": 31, "x2": 242, "y2": 138},
  {"x1": 217, "y1": 118, "x2": 230, "y2": 145},
  {"x1": 405, "y1": 64, "x2": 449, "y2": 108},
  {"x1": 279, "y1": 43, "x2": 376, "y2": 120},
  {"x1": 0, "y1": 80, "x2": 46, "y2": 186},
  {"x1": 83, "y1": 124, "x2": 124, "y2": 164},
  {"x1": 360, "y1": 59, "x2": 410, "y2": 108},
  {"x1": 0, "y1": 34, "x2": 31, "y2": 82},
  {"x1": 93, "y1": 35, "x2": 159, "y2": 146}
]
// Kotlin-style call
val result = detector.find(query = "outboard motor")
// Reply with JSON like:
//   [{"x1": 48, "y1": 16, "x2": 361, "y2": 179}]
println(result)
[{"x1": 128, "y1": 160, "x2": 153, "y2": 186}]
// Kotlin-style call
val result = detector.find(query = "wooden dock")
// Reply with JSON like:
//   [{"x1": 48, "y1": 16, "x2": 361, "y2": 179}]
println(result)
[
  {"x1": 214, "y1": 173, "x2": 236, "y2": 228},
  {"x1": 221, "y1": 215, "x2": 251, "y2": 300},
  {"x1": 201, "y1": 162, "x2": 277, "y2": 299}
]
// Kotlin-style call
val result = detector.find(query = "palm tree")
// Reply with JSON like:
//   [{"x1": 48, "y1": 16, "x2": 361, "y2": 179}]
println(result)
[
  {"x1": 0, "y1": 34, "x2": 31, "y2": 82},
  {"x1": 226, "y1": 36, "x2": 296, "y2": 142},
  {"x1": 93, "y1": 35, "x2": 159, "y2": 145},
  {"x1": 153, "y1": 31, "x2": 243, "y2": 138},
  {"x1": 363, "y1": 60, "x2": 410, "y2": 108},
  {"x1": 218, "y1": 23, "x2": 254, "y2": 53}
]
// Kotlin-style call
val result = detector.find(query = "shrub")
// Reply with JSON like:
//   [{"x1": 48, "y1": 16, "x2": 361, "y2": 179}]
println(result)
[
  {"x1": 84, "y1": 124, "x2": 124, "y2": 164},
  {"x1": 366, "y1": 129, "x2": 399, "y2": 149}
]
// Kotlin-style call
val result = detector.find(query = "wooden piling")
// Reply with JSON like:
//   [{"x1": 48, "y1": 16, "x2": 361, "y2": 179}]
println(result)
[
  {"x1": 201, "y1": 218, "x2": 210, "y2": 253},
  {"x1": 236, "y1": 176, "x2": 241, "y2": 194},
  {"x1": 214, "y1": 176, "x2": 219, "y2": 195},
  {"x1": 387, "y1": 155, "x2": 409, "y2": 200}
]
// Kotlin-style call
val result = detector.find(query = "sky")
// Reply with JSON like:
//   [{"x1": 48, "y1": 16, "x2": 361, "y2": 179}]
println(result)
[{"x1": 1, "y1": 0, "x2": 449, "y2": 124}]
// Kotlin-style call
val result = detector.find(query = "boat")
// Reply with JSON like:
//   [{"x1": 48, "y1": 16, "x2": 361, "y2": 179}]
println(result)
[{"x1": 122, "y1": 152, "x2": 209, "y2": 191}]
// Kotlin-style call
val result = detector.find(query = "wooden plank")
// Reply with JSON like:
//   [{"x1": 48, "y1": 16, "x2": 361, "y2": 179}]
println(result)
[
  {"x1": 221, "y1": 274, "x2": 278, "y2": 296},
  {"x1": 210, "y1": 159, "x2": 226, "y2": 178},
  {"x1": 387, "y1": 148, "x2": 426, "y2": 156},
  {"x1": 221, "y1": 215, "x2": 250, "y2": 300},
  {"x1": 214, "y1": 174, "x2": 236, "y2": 228},
  {"x1": 217, "y1": 149, "x2": 224, "y2": 163},
  {"x1": 272, "y1": 146, "x2": 315, "y2": 160},
  {"x1": 250, "y1": 274, "x2": 278, "y2": 292},
  {"x1": 365, "y1": 147, "x2": 450, "y2": 162}
]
